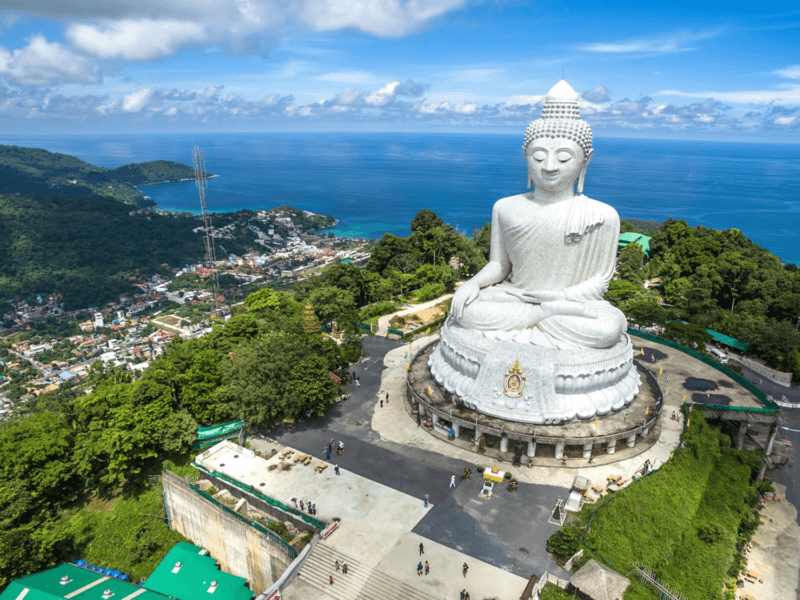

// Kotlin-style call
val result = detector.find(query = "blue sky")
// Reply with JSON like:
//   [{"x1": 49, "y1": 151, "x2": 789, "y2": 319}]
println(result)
[{"x1": 1, "y1": 0, "x2": 799, "y2": 139}]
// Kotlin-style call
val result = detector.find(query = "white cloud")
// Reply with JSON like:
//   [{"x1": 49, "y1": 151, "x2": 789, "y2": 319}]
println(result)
[
  {"x1": 67, "y1": 19, "x2": 208, "y2": 60},
  {"x1": 121, "y1": 88, "x2": 153, "y2": 112},
  {"x1": 317, "y1": 71, "x2": 380, "y2": 84},
  {"x1": 0, "y1": 35, "x2": 99, "y2": 85},
  {"x1": 296, "y1": 0, "x2": 468, "y2": 37},
  {"x1": 581, "y1": 29, "x2": 722, "y2": 55},
  {"x1": 0, "y1": 77, "x2": 794, "y2": 134},
  {"x1": 7, "y1": 0, "x2": 469, "y2": 64},
  {"x1": 773, "y1": 65, "x2": 800, "y2": 79},
  {"x1": 658, "y1": 86, "x2": 800, "y2": 105}
]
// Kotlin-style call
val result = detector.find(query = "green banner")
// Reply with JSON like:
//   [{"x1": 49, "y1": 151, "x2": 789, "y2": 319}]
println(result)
[{"x1": 388, "y1": 326, "x2": 403, "y2": 336}]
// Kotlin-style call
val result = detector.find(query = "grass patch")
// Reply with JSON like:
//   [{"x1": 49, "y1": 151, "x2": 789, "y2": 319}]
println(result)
[
  {"x1": 554, "y1": 410, "x2": 763, "y2": 600},
  {"x1": 68, "y1": 484, "x2": 187, "y2": 582}
]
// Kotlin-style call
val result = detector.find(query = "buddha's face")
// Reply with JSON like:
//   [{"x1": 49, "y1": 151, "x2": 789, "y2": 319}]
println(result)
[{"x1": 525, "y1": 138, "x2": 588, "y2": 194}]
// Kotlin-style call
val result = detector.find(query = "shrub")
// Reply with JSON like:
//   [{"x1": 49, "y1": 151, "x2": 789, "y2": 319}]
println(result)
[
  {"x1": 504, "y1": 471, "x2": 512, "y2": 479},
  {"x1": 547, "y1": 524, "x2": 585, "y2": 564},
  {"x1": 359, "y1": 301, "x2": 398, "y2": 320},
  {"x1": 755, "y1": 480, "x2": 775, "y2": 494},
  {"x1": 417, "y1": 283, "x2": 446, "y2": 303},
  {"x1": 476, "y1": 465, "x2": 484, "y2": 473}
]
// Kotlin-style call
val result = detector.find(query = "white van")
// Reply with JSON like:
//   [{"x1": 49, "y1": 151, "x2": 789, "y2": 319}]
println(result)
[{"x1": 710, "y1": 348, "x2": 728, "y2": 363}]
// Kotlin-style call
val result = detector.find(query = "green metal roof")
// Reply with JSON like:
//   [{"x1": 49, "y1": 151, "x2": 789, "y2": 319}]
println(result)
[
  {"x1": 0, "y1": 564, "x2": 165, "y2": 600},
  {"x1": 195, "y1": 420, "x2": 246, "y2": 441},
  {"x1": 618, "y1": 232, "x2": 651, "y2": 257},
  {"x1": 704, "y1": 328, "x2": 749, "y2": 352},
  {"x1": 143, "y1": 542, "x2": 252, "y2": 600}
]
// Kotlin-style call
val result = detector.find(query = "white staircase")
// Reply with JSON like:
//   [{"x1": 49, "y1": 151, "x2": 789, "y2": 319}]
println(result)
[{"x1": 298, "y1": 542, "x2": 437, "y2": 600}]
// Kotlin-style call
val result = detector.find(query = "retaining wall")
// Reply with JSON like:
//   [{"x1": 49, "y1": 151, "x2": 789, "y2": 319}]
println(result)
[{"x1": 162, "y1": 470, "x2": 294, "y2": 593}]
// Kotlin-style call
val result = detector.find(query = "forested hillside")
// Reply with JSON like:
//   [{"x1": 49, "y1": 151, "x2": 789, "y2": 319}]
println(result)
[
  {"x1": 609, "y1": 218, "x2": 800, "y2": 382},
  {"x1": 0, "y1": 193, "x2": 207, "y2": 309},
  {"x1": 0, "y1": 145, "x2": 208, "y2": 207}
]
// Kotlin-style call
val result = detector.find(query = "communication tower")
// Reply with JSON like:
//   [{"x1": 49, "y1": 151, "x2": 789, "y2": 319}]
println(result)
[{"x1": 192, "y1": 146, "x2": 222, "y2": 314}]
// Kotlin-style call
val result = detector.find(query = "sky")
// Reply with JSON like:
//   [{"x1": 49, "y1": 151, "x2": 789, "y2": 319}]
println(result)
[{"x1": 1, "y1": 0, "x2": 799, "y2": 140}]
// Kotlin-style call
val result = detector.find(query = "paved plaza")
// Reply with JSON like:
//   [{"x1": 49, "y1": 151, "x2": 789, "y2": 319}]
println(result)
[{"x1": 249, "y1": 331, "x2": 800, "y2": 600}]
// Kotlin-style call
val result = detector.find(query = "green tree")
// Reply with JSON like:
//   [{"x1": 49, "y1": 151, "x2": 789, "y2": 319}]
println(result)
[
  {"x1": 283, "y1": 356, "x2": 340, "y2": 418},
  {"x1": 410, "y1": 209, "x2": 443, "y2": 233},
  {"x1": 309, "y1": 286, "x2": 356, "y2": 324},
  {"x1": 617, "y1": 242, "x2": 646, "y2": 284}
]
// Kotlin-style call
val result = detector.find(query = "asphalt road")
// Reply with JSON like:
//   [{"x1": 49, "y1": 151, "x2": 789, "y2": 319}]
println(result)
[{"x1": 264, "y1": 335, "x2": 565, "y2": 579}]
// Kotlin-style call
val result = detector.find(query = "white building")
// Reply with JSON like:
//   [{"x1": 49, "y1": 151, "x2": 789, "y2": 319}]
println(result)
[{"x1": 94, "y1": 312, "x2": 104, "y2": 328}]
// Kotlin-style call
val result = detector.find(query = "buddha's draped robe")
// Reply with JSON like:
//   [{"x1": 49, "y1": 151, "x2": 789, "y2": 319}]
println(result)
[{"x1": 458, "y1": 193, "x2": 626, "y2": 349}]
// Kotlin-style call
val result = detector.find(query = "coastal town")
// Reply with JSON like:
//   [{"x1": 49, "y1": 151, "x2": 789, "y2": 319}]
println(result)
[{"x1": 0, "y1": 205, "x2": 371, "y2": 420}]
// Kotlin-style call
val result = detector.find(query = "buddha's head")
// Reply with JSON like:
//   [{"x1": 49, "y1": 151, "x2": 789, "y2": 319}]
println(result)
[{"x1": 523, "y1": 80, "x2": 594, "y2": 194}]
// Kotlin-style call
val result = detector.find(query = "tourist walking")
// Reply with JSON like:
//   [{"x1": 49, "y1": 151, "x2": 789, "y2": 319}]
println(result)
[
  {"x1": 424, "y1": 561, "x2": 430, "y2": 575},
  {"x1": 462, "y1": 562, "x2": 469, "y2": 577},
  {"x1": 424, "y1": 495, "x2": 429, "y2": 508},
  {"x1": 460, "y1": 591, "x2": 465, "y2": 600},
  {"x1": 419, "y1": 542, "x2": 424, "y2": 555},
  {"x1": 342, "y1": 563, "x2": 348, "y2": 575},
  {"x1": 335, "y1": 560, "x2": 339, "y2": 571},
  {"x1": 450, "y1": 475, "x2": 456, "y2": 488},
  {"x1": 417, "y1": 562, "x2": 423, "y2": 576},
  {"x1": 326, "y1": 447, "x2": 331, "y2": 461},
  {"x1": 380, "y1": 398, "x2": 383, "y2": 408},
  {"x1": 329, "y1": 575, "x2": 334, "y2": 586},
  {"x1": 386, "y1": 392, "x2": 389, "y2": 403},
  {"x1": 334, "y1": 464, "x2": 340, "y2": 476}
]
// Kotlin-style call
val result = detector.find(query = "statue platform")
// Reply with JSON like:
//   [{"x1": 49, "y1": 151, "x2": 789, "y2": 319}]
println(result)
[
  {"x1": 409, "y1": 337, "x2": 663, "y2": 459},
  {"x1": 428, "y1": 317, "x2": 639, "y2": 425}
]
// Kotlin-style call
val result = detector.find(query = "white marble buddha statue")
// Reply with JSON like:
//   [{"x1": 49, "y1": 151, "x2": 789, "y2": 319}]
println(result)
[
  {"x1": 429, "y1": 80, "x2": 639, "y2": 424},
  {"x1": 450, "y1": 80, "x2": 626, "y2": 350}
]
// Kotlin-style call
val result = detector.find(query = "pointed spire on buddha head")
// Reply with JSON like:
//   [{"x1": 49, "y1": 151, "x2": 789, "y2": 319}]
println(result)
[{"x1": 523, "y1": 80, "x2": 594, "y2": 191}]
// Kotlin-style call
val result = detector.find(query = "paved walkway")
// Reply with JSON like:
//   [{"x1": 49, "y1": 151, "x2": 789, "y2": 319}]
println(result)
[{"x1": 375, "y1": 294, "x2": 453, "y2": 337}]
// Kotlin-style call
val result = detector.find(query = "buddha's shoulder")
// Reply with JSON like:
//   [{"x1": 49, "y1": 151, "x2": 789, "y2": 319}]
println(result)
[
  {"x1": 493, "y1": 193, "x2": 533, "y2": 211},
  {"x1": 583, "y1": 196, "x2": 620, "y2": 223}
]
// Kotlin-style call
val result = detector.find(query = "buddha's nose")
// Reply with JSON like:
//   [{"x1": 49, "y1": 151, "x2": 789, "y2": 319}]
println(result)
[{"x1": 544, "y1": 154, "x2": 559, "y2": 172}]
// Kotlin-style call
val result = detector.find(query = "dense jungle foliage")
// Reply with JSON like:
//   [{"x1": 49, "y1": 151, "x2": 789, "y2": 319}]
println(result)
[
  {"x1": 0, "y1": 193, "x2": 209, "y2": 310},
  {"x1": 610, "y1": 218, "x2": 800, "y2": 382},
  {"x1": 0, "y1": 286, "x2": 357, "y2": 585}
]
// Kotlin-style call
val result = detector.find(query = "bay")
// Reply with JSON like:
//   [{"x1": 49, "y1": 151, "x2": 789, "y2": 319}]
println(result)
[{"x1": 3, "y1": 132, "x2": 799, "y2": 264}]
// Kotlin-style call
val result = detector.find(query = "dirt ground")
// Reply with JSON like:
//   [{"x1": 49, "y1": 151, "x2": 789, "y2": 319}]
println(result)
[{"x1": 738, "y1": 483, "x2": 800, "y2": 600}]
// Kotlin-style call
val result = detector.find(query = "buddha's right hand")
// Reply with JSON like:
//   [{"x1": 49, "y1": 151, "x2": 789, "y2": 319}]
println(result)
[{"x1": 452, "y1": 281, "x2": 480, "y2": 319}]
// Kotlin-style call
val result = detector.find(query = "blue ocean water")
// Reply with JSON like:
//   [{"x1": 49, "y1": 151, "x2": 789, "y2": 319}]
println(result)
[{"x1": 3, "y1": 132, "x2": 799, "y2": 264}]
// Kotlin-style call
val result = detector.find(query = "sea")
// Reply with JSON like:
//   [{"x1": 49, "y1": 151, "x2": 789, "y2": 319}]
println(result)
[{"x1": 3, "y1": 132, "x2": 799, "y2": 265}]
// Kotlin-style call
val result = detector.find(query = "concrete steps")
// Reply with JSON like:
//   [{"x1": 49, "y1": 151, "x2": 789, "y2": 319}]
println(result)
[{"x1": 298, "y1": 542, "x2": 437, "y2": 600}]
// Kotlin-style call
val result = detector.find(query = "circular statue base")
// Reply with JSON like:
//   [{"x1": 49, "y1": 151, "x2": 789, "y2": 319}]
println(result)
[
  {"x1": 429, "y1": 317, "x2": 639, "y2": 424},
  {"x1": 409, "y1": 339, "x2": 664, "y2": 460}
]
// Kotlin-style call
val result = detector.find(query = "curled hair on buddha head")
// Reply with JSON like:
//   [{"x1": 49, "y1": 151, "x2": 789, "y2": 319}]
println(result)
[{"x1": 523, "y1": 80, "x2": 594, "y2": 192}]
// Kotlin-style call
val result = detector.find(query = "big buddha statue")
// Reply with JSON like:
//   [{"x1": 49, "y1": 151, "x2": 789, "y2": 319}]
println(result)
[{"x1": 428, "y1": 80, "x2": 640, "y2": 424}]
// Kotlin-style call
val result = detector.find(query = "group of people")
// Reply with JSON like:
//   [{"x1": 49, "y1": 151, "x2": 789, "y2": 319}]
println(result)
[
  {"x1": 416, "y1": 560, "x2": 430, "y2": 576},
  {"x1": 324, "y1": 439, "x2": 344, "y2": 461},
  {"x1": 328, "y1": 559, "x2": 350, "y2": 585},
  {"x1": 291, "y1": 498, "x2": 317, "y2": 515}
]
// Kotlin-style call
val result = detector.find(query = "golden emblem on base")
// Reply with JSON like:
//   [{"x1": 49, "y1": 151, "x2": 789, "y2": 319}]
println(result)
[{"x1": 503, "y1": 357, "x2": 525, "y2": 398}]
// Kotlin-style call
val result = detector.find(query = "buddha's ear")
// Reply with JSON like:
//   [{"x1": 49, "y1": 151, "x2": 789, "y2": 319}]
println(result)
[{"x1": 577, "y1": 148, "x2": 594, "y2": 194}]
